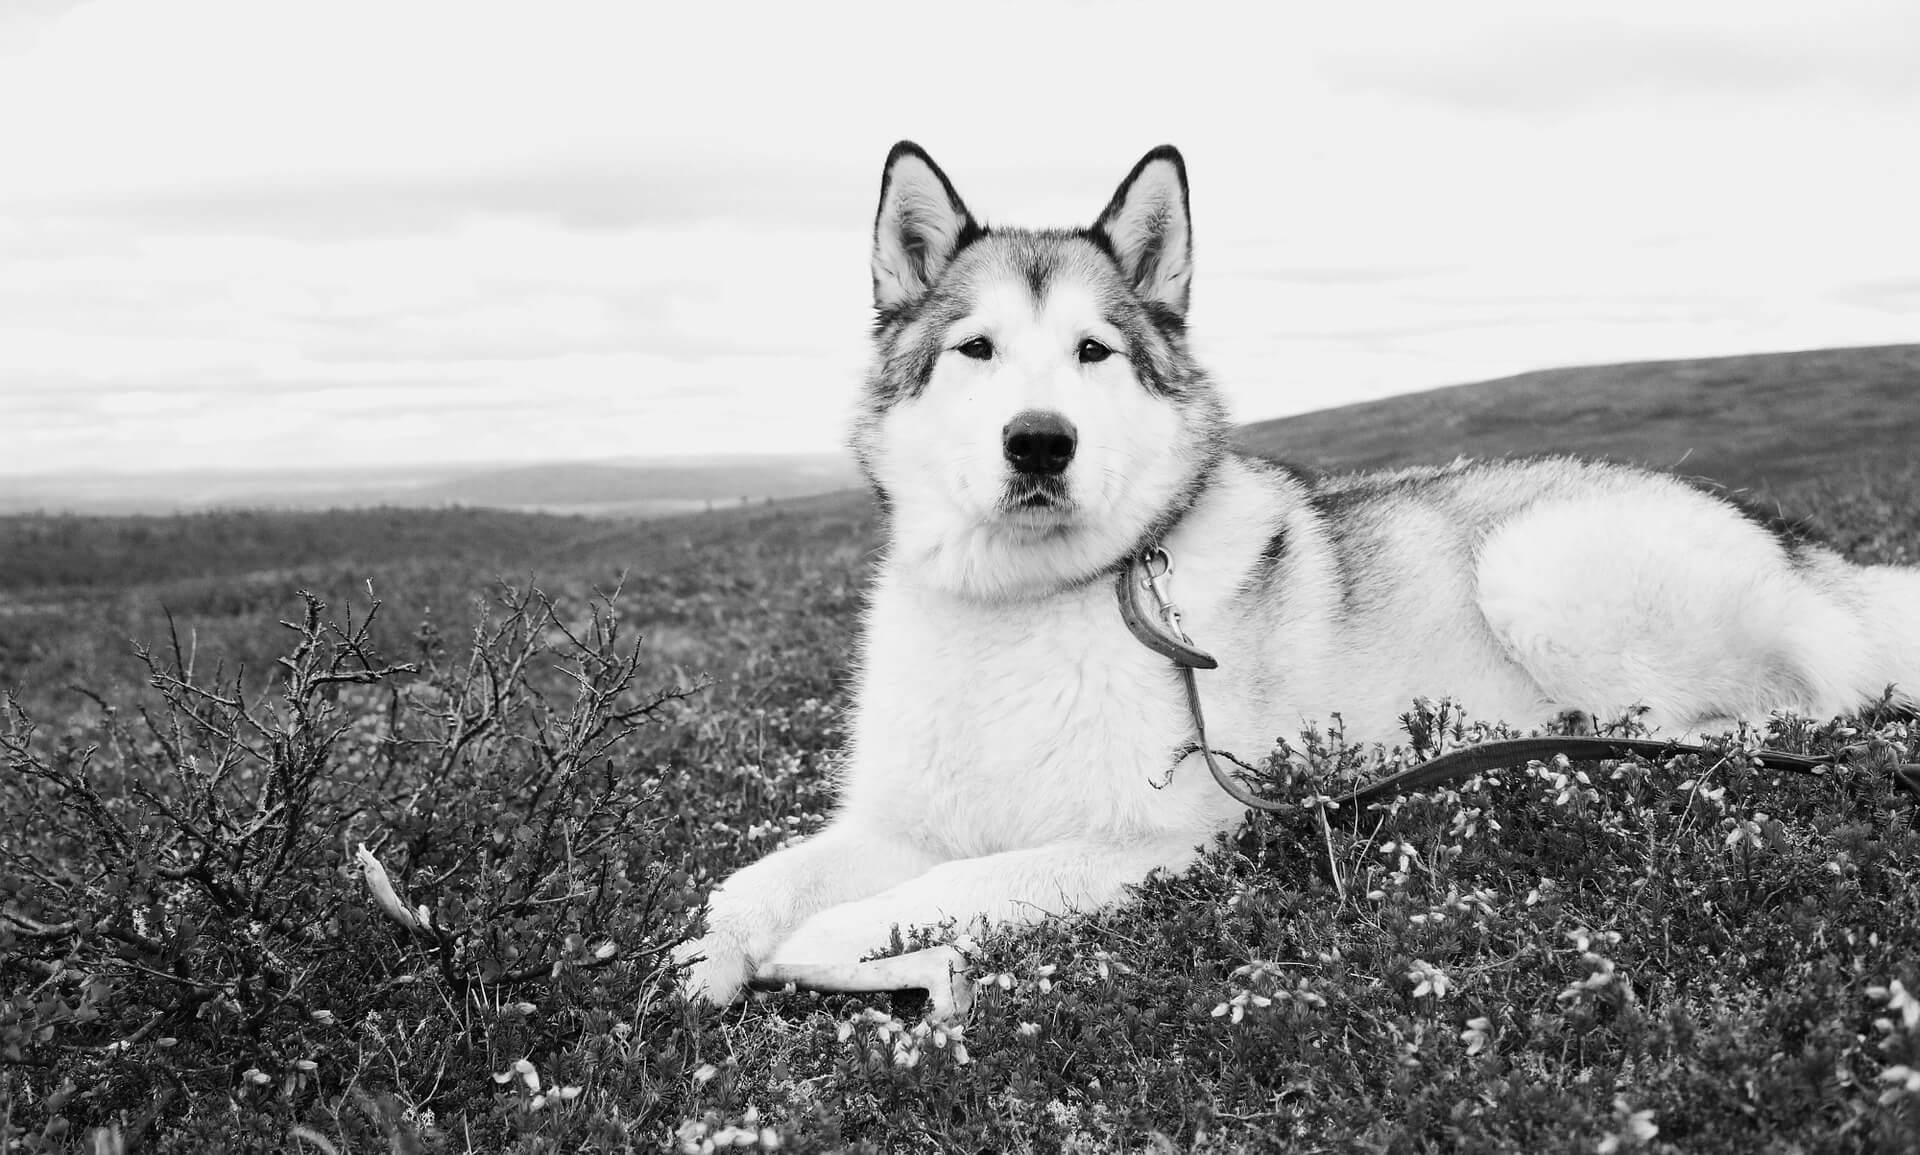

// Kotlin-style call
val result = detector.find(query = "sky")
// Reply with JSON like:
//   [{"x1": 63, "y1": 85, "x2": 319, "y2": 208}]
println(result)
[{"x1": 1, "y1": 0, "x2": 1917, "y2": 478}]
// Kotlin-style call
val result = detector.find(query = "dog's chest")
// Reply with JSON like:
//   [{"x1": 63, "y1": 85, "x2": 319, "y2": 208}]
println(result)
[{"x1": 842, "y1": 578, "x2": 1197, "y2": 853}]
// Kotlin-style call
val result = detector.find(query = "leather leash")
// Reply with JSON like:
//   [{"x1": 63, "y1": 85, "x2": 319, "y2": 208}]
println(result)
[{"x1": 1118, "y1": 549, "x2": 1920, "y2": 810}]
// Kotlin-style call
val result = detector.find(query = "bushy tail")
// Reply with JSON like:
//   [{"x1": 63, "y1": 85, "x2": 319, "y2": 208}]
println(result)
[{"x1": 1856, "y1": 564, "x2": 1920, "y2": 711}]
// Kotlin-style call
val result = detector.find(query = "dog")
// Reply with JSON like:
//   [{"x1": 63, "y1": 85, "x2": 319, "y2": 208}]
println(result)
[{"x1": 677, "y1": 142, "x2": 1920, "y2": 1005}]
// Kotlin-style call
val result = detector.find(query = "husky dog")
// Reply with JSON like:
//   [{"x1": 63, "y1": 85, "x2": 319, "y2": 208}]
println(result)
[{"x1": 678, "y1": 142, "x2": 1920, "y2": 1004}]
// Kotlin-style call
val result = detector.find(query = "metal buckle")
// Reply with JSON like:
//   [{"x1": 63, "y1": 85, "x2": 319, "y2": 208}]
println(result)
[{"x1": 1117, "y1": 547, "x2": 1217, "y2": 669}]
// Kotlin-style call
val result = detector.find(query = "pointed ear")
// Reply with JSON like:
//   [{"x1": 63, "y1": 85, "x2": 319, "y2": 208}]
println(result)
[
  {"x1": 872, "y1": 141, "x2": 978, "y2": 311},
  {"x1": 1092, "y1": 145, "x2": 1192, "y2": 316}
]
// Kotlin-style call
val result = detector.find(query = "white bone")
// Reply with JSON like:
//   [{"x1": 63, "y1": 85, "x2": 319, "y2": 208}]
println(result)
[{"x1": 751, "y1": 945, "x2": 973, "y2": 1020}]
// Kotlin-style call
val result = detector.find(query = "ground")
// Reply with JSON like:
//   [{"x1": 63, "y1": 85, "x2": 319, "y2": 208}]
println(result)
[{"x1": 3, "y1": 460, "x2": 1920, "y2": 1153}]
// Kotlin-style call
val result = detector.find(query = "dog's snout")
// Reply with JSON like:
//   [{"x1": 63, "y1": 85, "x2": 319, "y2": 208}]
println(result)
[{"x1": 1002, "y1": 410, "x2": 1077, "y2": 476}]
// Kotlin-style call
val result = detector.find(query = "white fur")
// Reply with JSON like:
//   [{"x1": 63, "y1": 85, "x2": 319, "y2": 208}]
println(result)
[{"x1": 676, "y1": 149, "x2": 1920, "y2": 1006}]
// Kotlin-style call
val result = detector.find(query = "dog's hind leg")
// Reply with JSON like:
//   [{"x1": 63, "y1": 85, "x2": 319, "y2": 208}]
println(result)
[
  {"x1": 1472, "y1": 492, "x2": 1879, "y2": 735},
  {"x1": 764, "y1": 834, "x2": 1205, "y2": 970},
  {"x1": 678, "y1": 820, "x2": 939, "y2": 1005}
]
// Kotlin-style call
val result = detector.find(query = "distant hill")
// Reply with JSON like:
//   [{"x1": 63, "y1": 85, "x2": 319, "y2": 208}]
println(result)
[
  {"x1": 0, "y1": 454, "x2": 862, "y2": 516},
  {"x1": 398, "y1": 458, "x2": 861, "y2": 515},
  {"x1": 1234, "y1": 344, "x2": 1920, "y2": 492}
]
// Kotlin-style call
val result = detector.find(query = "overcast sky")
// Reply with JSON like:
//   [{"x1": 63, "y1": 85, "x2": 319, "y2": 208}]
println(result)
[{"x1": 2, "y1": 0, "x2": 1916, "y2": 478}]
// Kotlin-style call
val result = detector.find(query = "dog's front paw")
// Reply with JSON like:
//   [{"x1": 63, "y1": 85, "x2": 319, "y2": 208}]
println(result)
[{"x1": 674, "y1": 932, "x2": 755, "y2": 1006}]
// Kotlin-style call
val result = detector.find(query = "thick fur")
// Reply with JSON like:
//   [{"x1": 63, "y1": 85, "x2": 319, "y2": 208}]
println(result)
[{"x1": 677, "y1": 144, "x2": 1920, "y2": 1004}]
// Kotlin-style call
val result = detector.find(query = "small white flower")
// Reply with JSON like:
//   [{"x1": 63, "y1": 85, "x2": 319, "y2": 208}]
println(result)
[
  {"x1": 1878, "y1": 1065, "x2": 1920, "y2": 1103},
  {"x1": 1725, "y1": 818, "x2": 1760, "y2": 849},
  {"x1": 1407, "y1": 959, "x2": 1452, "y2": 999},
  {"x1": 1017, "y1": 1021, "x2": 1041, "y2": 1037},
  {"x1": 1460, "y1": 1017, "x2": 1491, "y2": 1056},
  {"x1": 1596, "y1": 1098, "x2": 1658, "y2": 1152},
  {"x1": 692, "y1": 1062, "x2": 719, "y2": 1084},
  {"x1": 1880, "y1": 979, "x2": 1920, "y2": 1030}
]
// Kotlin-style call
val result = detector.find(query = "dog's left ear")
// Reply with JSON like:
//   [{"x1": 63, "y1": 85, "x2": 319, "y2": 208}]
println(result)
[{"x1": 1092, "y1": 145, "x2": 1192, "y2": 316}]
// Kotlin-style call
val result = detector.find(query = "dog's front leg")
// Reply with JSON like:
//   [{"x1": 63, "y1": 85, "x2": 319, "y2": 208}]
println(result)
[
  {"x1": 678, "y1": 820, "x2": 937, "y2": 1005},
  {"x1": 766, "y1": 834, "x2": 1205, "y2": 968}
]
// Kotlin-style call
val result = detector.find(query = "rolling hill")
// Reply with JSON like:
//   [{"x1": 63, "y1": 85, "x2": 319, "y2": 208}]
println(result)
[
  {"x1": 1235, "y1": 343, "x2": 1920, "y2": 492},
  {"x1": 0, "y1": 453, "x2": 862, "y2": 516}
]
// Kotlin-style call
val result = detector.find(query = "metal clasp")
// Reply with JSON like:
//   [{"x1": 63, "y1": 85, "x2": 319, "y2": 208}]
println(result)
[
  {"x1": 1138, "y1": 547, "x2": 1191, "y2": 644},
  {"x1": 1116, "y1": 545, "x2": 1217, "y2": 669}
]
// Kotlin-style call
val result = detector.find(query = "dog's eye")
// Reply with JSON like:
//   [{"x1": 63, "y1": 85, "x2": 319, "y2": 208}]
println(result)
[
  {"x1": 957, "y1": 337, "x2": 994, "y2": 360},
  {"x1": 1078, "y1": 339, "x2": 1112, "y2": 364}
]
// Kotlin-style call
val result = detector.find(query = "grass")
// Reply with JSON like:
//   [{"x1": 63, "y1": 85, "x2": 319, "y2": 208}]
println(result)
[{"x1": 4, "y1": 459, "x2": 1920, "y2": 1152}]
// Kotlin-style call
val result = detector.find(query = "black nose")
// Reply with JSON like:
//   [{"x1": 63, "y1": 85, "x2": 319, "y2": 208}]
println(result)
[{"x1": 1002, "y1": 410, "x2": 1077, "y2": 475}]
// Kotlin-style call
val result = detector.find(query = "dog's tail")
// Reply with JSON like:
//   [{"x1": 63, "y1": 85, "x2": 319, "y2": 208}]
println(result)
[{"x1": 1853, "y1": 563, "x2": 1920, "y2": 714}]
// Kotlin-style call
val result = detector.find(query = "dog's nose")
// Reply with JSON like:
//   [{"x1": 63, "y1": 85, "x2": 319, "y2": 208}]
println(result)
[{"x1": 1002, "y1": 410, "x2": 1077, "y2": 475}]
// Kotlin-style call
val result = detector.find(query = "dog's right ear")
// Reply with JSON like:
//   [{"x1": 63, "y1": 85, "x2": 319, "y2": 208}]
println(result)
[{"x1": 872, "y1": 142, "x2": 977, "y2": 311}]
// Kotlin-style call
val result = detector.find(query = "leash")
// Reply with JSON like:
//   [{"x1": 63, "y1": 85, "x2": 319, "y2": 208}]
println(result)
[{"x1": 1118, "y1": 548, "x2": 1920, "y2": 811}]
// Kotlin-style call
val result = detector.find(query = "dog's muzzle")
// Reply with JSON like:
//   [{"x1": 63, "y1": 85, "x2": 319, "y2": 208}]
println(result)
[{"x1": 1002, "y1": 410, "x2": 1076, "y2": 476}]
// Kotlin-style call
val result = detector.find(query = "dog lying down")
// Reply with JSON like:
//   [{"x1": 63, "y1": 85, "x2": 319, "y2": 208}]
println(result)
[{"x1": 675, "y1": 142, "x2": 1920, "y2": 1007}]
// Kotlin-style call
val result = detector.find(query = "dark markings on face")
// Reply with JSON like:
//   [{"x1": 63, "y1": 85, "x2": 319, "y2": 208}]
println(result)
[
  {"x1": 867, "y1": 277, "x2": 981, "y2": 409},
  {"x1": 872, "y1": 218, "x2": 989, "y2": 334},
  {"x1": 867, "y1": 228, "x2": 1204, "y2": 407},
  {"x1": 856, "y1": 226, "x2": 1226, "y2": 516},
  {"x1": 1022, "y1": 247, "x2": 1057, "y2": 303}
]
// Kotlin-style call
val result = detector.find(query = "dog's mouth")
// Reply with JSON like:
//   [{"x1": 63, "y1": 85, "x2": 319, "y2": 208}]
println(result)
[{"x1": 995, "y1": 476, "x2": 1074, "y2": 523}]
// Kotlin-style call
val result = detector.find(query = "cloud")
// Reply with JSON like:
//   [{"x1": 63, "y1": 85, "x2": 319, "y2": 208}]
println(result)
[
  {"x1": 21, "y1": 156, "x2": 869, "y2": 242},
  {"x1": 1834, "y1": 279, "x2": 1920, "y2": 317},
  {"x1": 1313, "y1": 3, "x2": 1920, "y2": 113},
  {"x1": 2, "y1": 0, "x2": 1918, "y2": 478}
]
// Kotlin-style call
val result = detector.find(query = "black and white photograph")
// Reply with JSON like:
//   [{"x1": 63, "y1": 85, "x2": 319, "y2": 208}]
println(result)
[{"x1": 4, "y1": 2, "x2": 1919, "y2": 1150}]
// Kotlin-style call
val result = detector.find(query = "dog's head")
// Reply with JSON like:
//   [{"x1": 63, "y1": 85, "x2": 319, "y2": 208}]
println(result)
[{"x1": 852, "y1": 143, "x2": 1229, "y2": 601}]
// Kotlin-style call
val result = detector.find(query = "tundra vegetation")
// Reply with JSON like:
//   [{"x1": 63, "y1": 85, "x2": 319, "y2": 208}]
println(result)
[{"x1": 3, "y1": 463, "x2": 1919, "y2": 1153}]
